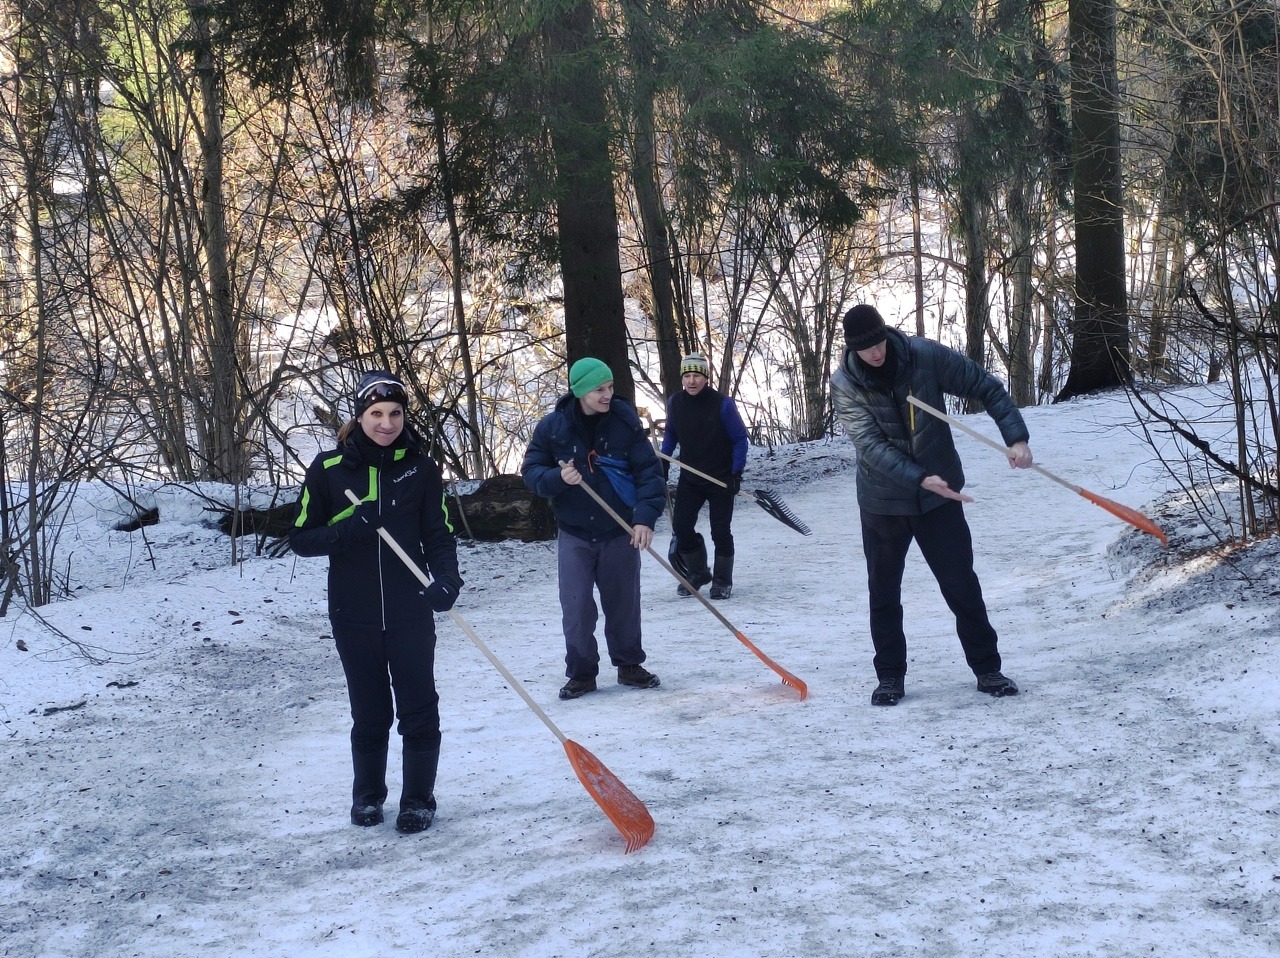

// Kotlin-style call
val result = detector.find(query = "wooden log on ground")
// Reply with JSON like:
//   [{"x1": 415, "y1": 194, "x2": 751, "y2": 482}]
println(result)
[
  {"x1": 216, "y1": 474, "x2": 556, "y2": 546},
  {"x1": 218, "y1": 502, "x2": 296, "y2": 538},
  {"x1": 452, "y1": 474, "x2": 556, "y2": 542}
]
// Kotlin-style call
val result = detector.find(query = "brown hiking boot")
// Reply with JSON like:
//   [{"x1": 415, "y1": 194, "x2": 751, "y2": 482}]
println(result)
[
  {"x1": 617, "y1": 664, "x2": 660, "y2": 689},
  {"x1": 559, "y1": 676, "x2": 597, "y2": 700}
]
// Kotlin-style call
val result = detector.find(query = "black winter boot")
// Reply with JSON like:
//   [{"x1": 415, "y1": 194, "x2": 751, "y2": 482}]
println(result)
[
  {"x1": 671, "y1": 534, "x2": 712, "y2": 591},
  {"x1": 870, "y1": 676, "x2": 905, "y2": 706},
  {"x1": 684, "y1": 560, "x2": 713, "y2": 590},
  {"x1": 976, "y1": 671, "x2": 1019, "y2": 697},
  {"x1": 351, "y1": 803, "x2": 383, "y2": 826},
  {"x1": 350, "y1": 745, "x2": 388, "y2": 826},
  {"x1": 396, "y1": 745, "x2": 439, "y2": 835},
  {"x1": 709, "y1": 555, "x2": 734, "y2": 600}
]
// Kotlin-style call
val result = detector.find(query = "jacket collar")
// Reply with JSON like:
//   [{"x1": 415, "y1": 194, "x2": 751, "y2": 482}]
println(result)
[{"x1": 341, "y1": 426, "x2": 419, "y2": 467}]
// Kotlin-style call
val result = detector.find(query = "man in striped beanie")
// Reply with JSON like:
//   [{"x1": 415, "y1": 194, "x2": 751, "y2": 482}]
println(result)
[{"x1": 660, "y1": 353, "x2": 749, "y2": 599}]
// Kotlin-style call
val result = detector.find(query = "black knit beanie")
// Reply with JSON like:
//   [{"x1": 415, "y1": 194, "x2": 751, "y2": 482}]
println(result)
[
  {"x1": 842, "y1": 305, "x2": 888, "y2": 351},
  {"x1": 354, "y1": 370, "x2": 409, "y2": 417}
]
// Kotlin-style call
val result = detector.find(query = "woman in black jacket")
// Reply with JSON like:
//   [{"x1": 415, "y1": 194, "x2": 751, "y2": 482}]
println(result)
[{"x1": 290, "y1": 371, "x2": 463, "y2": 834}]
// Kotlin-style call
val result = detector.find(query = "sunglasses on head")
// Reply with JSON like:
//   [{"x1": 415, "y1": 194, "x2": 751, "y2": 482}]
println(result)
[{"x1": 358, "y1": 380, "x2": 408, "y2": 407}]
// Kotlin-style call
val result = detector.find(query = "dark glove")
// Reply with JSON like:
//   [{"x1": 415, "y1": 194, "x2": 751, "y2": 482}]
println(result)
[
  {"x1": 425, "y1": 580, "x2": 459, "y2": 613},
  {"x1": 728, "y1": 473, "x2": 742, "y2": 497},
  {"x1": 336, "y1": 499, "x2": 379, "y2": 545}
]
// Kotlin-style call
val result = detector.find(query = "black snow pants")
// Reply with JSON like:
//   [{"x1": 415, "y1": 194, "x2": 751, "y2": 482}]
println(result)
[
  {"x1": 333, "y1": 620, "x2": 440, "y2": 807},
  {"x1": 859, "y1": 500, "x2": 1002, "y2": 680}
]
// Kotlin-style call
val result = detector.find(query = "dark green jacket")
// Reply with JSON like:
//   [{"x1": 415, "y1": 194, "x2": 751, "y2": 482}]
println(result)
[{"x1": 830, "y1": 328, "x2": 1029, "y2": 516}]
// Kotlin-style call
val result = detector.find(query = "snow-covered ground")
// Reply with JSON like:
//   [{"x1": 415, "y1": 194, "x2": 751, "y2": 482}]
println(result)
[{"x1": 2, "y1": 386, "x2": 1277, "y2": 957}]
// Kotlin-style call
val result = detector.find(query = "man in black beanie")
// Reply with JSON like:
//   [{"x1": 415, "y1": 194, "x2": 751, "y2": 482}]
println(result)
[{"x1": 830, "y1": 303, "x2": 1034, "y2": 705}]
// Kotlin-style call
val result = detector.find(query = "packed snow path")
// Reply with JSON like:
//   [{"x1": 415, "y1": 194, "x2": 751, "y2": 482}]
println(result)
[{"x1": 2, "y1": 389, "x2": 1277, "y2": 957}]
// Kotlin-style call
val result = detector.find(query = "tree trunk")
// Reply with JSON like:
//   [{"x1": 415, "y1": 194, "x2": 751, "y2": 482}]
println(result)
[
  {"x1": 623, "y1": 4, "x2": 682, "y2": 399},
  {"x1": 190, "y1": 0, "x2": 246, "y2": 481},
  {"x1": 958, "y1": 160, "x2": 989, "y2": 414},
  {"x1": 1037, "y1": 227, "x2": 1060, "y2": 397},
  {"x1": 910, "y1": 170, "x2": 926, "y2": 337},
  {"x1": 2, "y1": 5, "x2": 53, "y2": 605},
  {"x1": 1057, "y1": 0, "x2": 1129, "y2": 401},
  {"x1": 1006, "y1": 180, "x2": 1036, "y2": 406},
  {"x1": 1147, "y1": 187, "x2": 1183, "y2": 383},
  {"x1": 543, "y1": 2, "x2": 634, "y2": 400},
  {"x1": 430, "y1": 70, "x2": 484, "y2": 478}
]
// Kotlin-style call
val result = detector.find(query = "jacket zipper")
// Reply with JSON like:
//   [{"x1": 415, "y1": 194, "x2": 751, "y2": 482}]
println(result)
[{"x1": 375, "y1": 467, "x2": 386, "y2": 631}]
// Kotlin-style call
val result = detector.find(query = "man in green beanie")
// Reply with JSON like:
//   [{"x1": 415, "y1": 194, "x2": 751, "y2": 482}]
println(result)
[{"x1": 522, "y1": 358, "x2": 666, "y2": 699}]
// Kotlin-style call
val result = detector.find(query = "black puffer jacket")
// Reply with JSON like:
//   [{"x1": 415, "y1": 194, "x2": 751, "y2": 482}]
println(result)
[
  {"x1": 831, "y1": 327, "x2": 1029, "y2": 516},
  {"x1": 521, "y1": 392, "x2": 665, "y2": 542},
  {"x1": 290, "y1": 429, "x2": 462, "y2": 628}
]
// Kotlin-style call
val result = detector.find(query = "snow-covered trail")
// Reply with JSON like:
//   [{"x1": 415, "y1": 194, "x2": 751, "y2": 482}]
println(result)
[{"x1": 3, "y1": 390, "x2": 1277, "y2": 957}]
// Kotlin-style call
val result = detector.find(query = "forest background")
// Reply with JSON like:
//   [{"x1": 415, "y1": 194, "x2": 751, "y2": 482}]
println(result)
[{"x1": 0, "y1": 0, "x2": 1276, "y2": 613}]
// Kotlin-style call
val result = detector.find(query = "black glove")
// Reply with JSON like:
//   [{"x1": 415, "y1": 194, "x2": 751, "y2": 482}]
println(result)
[
  {"x1": 728, "y1": 473, "x2": 742, "y2": 496},
  {"x1": 425, "y1": 580, "x2": 459, "y2": 613},
  {"x1": 336, "y1": 499, "x2": 379, "y2": 545}
]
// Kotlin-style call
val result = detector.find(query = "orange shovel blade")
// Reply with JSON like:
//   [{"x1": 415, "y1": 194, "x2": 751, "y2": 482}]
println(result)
[
  {"x1": 563, "y1": 739, "x2": 655, "y2": 853},
  {"x1": 734, "y1": 631, "x2": 809, "y2": 700},
  {"x1": 1079, "y1": 489, "x2": 1168, "y2": 545}
]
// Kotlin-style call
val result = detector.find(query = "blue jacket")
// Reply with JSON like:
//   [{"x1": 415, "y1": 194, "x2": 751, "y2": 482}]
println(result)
[
  {"x1": 831, "y1": 327, "x2": 1030, "y2": 516},
  {"x1": 289, "y1": 429, "x2": 462, "y2": 627},
  {"x1": 522, "y1": 393, "x2": 666, "y2": 542}
]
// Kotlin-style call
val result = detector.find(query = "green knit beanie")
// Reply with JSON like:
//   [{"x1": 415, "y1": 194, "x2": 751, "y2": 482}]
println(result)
[{"x1": 569, "y1": 358, "x2": 614, "y2": 398}]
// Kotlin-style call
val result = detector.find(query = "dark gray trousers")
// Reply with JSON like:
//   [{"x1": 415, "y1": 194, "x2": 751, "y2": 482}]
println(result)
[
  {"x1": 672, "y1": 476, "x2": 736, "y2": 559},
  {"x1": 557, "y1": 530, "x2": 646, "y2": 679}
]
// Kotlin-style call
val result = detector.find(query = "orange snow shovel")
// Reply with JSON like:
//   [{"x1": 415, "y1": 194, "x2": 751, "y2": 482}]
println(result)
[
  {"x1": 343, "y1": 490, "x2": 654, "y2": 853},
  {"x1": 905, "y1": 397, "x2": 1168, "y2": 545},
  {"x1": 562, "y1": 467, "x2": 808, "y2": 699}
]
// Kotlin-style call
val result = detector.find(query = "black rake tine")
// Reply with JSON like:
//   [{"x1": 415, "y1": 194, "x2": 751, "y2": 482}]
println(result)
[{"x1": 750, "y1": 489, "x2": 812, "y2": 537}]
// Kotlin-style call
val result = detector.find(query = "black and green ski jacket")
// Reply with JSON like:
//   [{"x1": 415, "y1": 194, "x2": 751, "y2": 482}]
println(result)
[{"x1": 290, "y1": 429, "x2": 462, "y2": 628}]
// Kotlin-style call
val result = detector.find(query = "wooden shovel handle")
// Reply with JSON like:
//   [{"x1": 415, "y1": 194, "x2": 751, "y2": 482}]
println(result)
[
  {"x1": 904, "y1": 398, "x2": 1167, "y2": 544},
  {"x1": 655, "y1": 450, "x2": 727, "y2": 488},
  {"x1": 342, "y1": 489, "x2": 568, "y2": 744},
  {"x1": 565, "y1": 473, "x2": 808, "y2": 699},
  {"x1": 905, "y1": 396, "x2": 1081, "y2": 494}
]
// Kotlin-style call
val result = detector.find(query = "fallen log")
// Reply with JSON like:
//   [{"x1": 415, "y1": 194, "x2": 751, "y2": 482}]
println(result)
[
  {"x1": 216, "y1": 474, "x2": 556, "y2": 546},
  {"x1": 452, "y1": 474, "x2": 556, "y2": 542}
]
